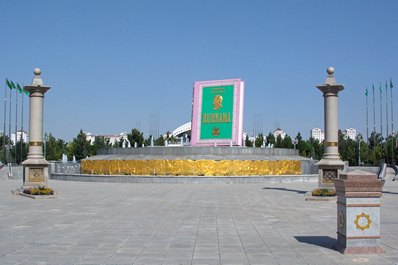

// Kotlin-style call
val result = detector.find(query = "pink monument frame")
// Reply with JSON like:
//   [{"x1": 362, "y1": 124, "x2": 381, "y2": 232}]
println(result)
[{"x1": 191, "y1": 78, "x2": 244, "y2": 146}]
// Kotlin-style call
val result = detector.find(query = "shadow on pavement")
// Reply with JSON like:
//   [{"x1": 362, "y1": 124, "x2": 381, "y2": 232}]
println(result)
[
  {"x1": 262, "y1": 187, "x2": 307, "y2": 194},
  {"x1": 295, "y1": 236, "x2": 336, "y2": 250},
  {"x1": 382, "y1": 190, "x2": 398, "y2": 195}
]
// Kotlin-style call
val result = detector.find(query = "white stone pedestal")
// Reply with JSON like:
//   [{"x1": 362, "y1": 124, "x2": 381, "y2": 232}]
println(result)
[{"x1": 334, "y1": 171, "x2": 384, "y2": 254}]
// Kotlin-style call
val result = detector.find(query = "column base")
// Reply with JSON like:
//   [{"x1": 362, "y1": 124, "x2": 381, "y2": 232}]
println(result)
[
  {"x1": 317, "y1": 159, "x2": 346, "y2": 188},
  {"x1": 22, "y1": 158, "x2": 50, "y2": 187}
]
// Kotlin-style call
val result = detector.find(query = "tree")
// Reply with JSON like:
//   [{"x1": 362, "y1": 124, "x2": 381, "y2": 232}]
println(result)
[
  {"x1": 359, "y1": 139, "x2": 369, "y2": 165},
  {"x1": 69, "y1": 130, "x2": 91, "y2": 160},
  {"x1": 367, "y1": 132, "x2": 383, "y2": 165},
  {"x1": 280, "y1": 135, "x2": 294, "y2": 149},
  {"x1": 127, "y1": 129, "x2": 144, "y2": 147},
  {"x1": 0, "y1": 135, "x2": 10, "y2": 163},
  {"x1": 245, "y1": 135, "x2": 253, "y2": 147},
  {"x1": 10, "y1": 140, "x2": 28, "y2": 164},
  {"x1": 295, "y1": 132, "x2": 307, "y2": 154},
  {"x1": 368, "y1": 131, "x2": 383, "y2": 149},
  {"x1": 45, "y1": 133, "x2": 65, "y2": 161},
  {"x1": 254, "y1": 133, "x2": 264, "y2": 147},
  {"x1": 308, "y1": 137, "x2": 323, "y2": 160},
  {"x1": 144, "y1": 135, "x2": 153, "y2": 147},
  {"x1": 155, "y1": 135, "x2": 165, "y2": 146},
  {"x1": 385, "y1": 135, "x2": 398, "y2": 165},
  {"x1": 167, "y1": 135, "x2": 177, "y2": 144},
  {"x1": 266, "y1": 133, "x2": 275, "y2": 147},
  {"x1": 91, "y1": 135, "x2": 109, "y2": 155},
  {"x1": 275, "y1": 135, "x2": 282, "y2": 148}
]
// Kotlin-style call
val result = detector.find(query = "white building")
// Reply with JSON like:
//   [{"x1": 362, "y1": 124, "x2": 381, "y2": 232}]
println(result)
[
  {"x1": 172, "y1": 122, "x2": 191, "y2": 138},
  {"x1": 343, "y1": 128, "x2": 357, "y2": 140},
  {"x1": 311, "y1": 127, "x2": 357, "y2": 141},
  {"x1": 311, "y1": 127, "x2": 324, "y2": 142},
  {"x1": 85, "y1": 132, "x2": 128, "y2": 146},
  {"x1": 11, "y1": 130, "x2": 28, "y2": 145},
  {"x1": 273, "y1": 128, "x2": 286, "y2": 140},
  {"x1": 85, "y1": 132, "x2": 96, "y2": 144}
]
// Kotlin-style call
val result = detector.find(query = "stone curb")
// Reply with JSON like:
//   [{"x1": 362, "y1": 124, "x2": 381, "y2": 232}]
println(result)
[{"x1": 11, "y1": 190, "x2": 57, "y2": 200}]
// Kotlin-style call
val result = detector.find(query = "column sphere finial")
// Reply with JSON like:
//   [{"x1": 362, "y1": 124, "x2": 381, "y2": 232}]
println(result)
[
  {"x1": 327, "y1": 67, "x2": 335, "y2": 75},
  {"x1": 34, "y1": 68, "x2": 41, "y2": 75}
]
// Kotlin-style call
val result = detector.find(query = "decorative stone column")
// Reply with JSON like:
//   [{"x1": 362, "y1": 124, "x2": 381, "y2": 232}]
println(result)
[
  {"x1": 22, "y1": 68, "x2": 51, "y2": 187},
  {"x1": 334, "y1": 170, "x2": 384, "y2": 254},
  {"x1": 316, "y1": 67, "x2": 345, "y2": 188}
]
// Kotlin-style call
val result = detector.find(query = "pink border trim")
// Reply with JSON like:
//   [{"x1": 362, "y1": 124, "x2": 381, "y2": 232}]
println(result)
[{"x1": 191, "y1": 78, "x2": 244, "y2": 146}]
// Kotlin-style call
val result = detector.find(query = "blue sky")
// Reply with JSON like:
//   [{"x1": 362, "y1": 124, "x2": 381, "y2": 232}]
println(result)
[{"x1": 1, "y1": 0, "x2": 397, "y2": 141}]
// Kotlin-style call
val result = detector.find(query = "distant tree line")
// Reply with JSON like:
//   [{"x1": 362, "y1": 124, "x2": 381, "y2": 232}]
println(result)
[
  {"x1": 245, "y1": 130, "x2": 397, "y2": 166},
  {"x1": 0, "y1": 128, "x2": 396, "y2": 166}
]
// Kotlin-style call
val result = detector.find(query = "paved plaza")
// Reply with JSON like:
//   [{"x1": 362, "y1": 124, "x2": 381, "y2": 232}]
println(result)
[{"x1": 0, "y1": 176, "x2": 397, "y2": 265}]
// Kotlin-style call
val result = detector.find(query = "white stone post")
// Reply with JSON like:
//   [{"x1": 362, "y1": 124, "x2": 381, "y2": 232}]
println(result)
[
  {"x1": 22, "y1": 68, "x2": 51, "y2": 187},
  {"x1": 316, "y1": 67, "x2": 345, "y2": 188},
  {"x1": 334, "y1": 171, "x2": 384, "y2": 254}
]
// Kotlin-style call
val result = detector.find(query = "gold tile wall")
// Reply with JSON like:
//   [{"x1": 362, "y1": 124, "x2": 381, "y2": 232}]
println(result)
[{"x1": 81, "y1": 160, "x2": 301, "y2": 176}]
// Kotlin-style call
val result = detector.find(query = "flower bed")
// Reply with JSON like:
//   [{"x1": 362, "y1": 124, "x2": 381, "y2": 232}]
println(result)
[
  {"x1": 311, "y1": 188, "x2": 336, "y2": 197},
  {"x1": 23, "y1": 186, "x2": 54, "y2": 196}
]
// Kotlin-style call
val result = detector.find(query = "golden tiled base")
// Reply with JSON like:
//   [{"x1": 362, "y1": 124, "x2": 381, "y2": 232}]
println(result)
[{"x1": 81, "y1": 160, "x2": 301, "y2": 176}]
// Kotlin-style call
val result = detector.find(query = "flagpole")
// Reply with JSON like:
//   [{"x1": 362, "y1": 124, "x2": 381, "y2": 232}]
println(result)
[
  {"x1": 391, "y1": 79, "x2": 394, "y2": 164},
  {"x1": 386, "y1": 81, "x2": 389, "y2": 138},
  {"x1": 8, "y1": 83, "x2": 12, "y2": 163},
  {"x1": 385, "y1": 81, "x2": 389, "y2": 164},
  {"x1": 366, "y1": 88, "x2": 369, "y2": 164},
  {"x1": 15, "y1": 87, "x2": 18, "y2": 163},
  {"x1": 3, "y1": 81, "x2": 7, "y2": 163},
  {"x1": 372, "y1": 84, "x2": 376, "y2": 163},
  {"x1": 21, "y1": 88, "x2": 24, "y2": 163},
  {"x1": 379, "y1": 82, "x2": 383, "y2": 137},
  {"x1": 391, "y1": 79, "x2": 394, "y2": 135},
  {"x1": 379, "y1": 82, "x2": 383, "y2": 162}
]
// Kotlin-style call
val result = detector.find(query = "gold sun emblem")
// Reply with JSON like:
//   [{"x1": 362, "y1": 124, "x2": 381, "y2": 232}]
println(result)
[
  {"x1": 354, "y1": 212, "x2": 372, "y2": 231},
  {"x1": 212, "y1": 127, "x2": 220, "y2": 136},
  {"x1": 213, "y1": 95, "x2": 223, "y2": 110},
  {"x1": 339, "y1": 211, "x2": 345, "y2": 228}
]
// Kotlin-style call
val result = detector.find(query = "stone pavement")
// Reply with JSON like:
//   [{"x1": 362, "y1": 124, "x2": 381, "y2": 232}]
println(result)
[{"x1": 0, "y1": 177, "x2": 397, "y2": 265}]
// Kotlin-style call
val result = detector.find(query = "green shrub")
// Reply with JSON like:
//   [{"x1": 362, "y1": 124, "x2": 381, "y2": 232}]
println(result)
[{"x1": 311, "y1": 188, "x2": 336, "y2": 197}]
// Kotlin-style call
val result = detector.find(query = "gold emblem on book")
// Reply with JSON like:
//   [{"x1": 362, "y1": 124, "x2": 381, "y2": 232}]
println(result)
[
  {"x1": 212, "y1": 127, "x2": 220, "y2": 136},
  {"x1": 213, "y1": 95, "x2": 223, "y2": 110}
]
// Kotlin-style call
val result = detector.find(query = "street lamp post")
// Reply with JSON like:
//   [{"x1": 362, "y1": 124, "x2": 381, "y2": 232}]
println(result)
[{"x1": 357, "y1": 135, "x2": 362, "y2": 166}]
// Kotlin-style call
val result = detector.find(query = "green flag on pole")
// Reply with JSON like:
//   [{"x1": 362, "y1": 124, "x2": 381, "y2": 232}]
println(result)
[
  {"x1": 6, "y1": 79, "x2": 13, "y2": 89},
  {"x1": 10, "y1": 80, "x2": 16, "y2": 89},
  {"x1": 391, "y1": 78, "x2": 394, "y2": 89},
  {"x1": 365, "y1": 87, "x2": 368, "y2": 96},
  {"x1": 17, "y1": 83, "x2": 23, "y2": 93},
  {"x1": 379, "y1": 82, "x2": 382, "y2": 93}
]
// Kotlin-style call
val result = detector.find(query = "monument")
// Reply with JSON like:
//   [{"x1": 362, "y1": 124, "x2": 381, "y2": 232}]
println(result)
[
  {"x1": 316, "y1": 67, "x2": 345, "y2": 188},
  {"x1": 81, "y1": 77, "x2": 316, "y2": 177},
  {"x1": 22, "y1": 68, "x2": 51, "y2": 187},
  {"x1": 191, "y1": 79, "x2": 244, "y2": 146}
]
